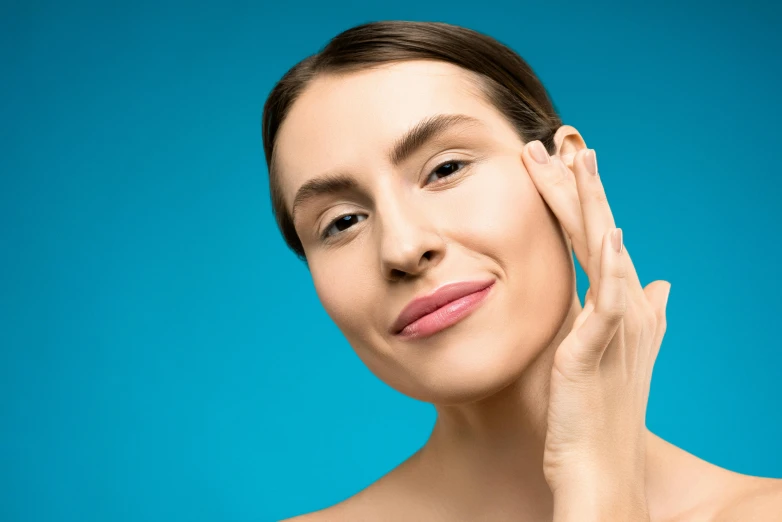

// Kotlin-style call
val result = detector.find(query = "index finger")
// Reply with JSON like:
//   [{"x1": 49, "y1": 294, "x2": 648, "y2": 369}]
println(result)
[{"x1": 522, "y1": 141, "x2": 589, "y2": 272}]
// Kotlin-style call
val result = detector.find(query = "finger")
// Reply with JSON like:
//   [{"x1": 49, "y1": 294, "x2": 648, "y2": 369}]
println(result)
[
  {"x1": 572, "y1": 148, "x2": 616, "y2": 290},
  {"x1": 622, "y1": 247, "x2": 646, "y2": 299},
  {"x1": 643, "y1": 280, "x2": 671, "y2": 363},
  {"x1": 572, "y1": 300, "x2": 594, "y2": 331},
  {"x1": 524, "y1": 142, "x2": 647, "y2": 307},
  {"x1": 572, "y1": 228, "x2": 627, "y2": 368},
  {"x1": 522, "y1": 141, "x2": 590, "y2": 268},
  {"x1": 571, "y1": 148, "x2": 645, "y2": 296}
]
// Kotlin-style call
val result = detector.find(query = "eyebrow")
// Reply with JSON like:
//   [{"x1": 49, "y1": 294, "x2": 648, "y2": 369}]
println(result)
[{"x1": 291, "y1": 113, "x2": 486, "y2": 220}]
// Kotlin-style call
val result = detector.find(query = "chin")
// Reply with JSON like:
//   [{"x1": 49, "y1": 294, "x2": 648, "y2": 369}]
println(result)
[
  {"x1": 354, "y1": 317, "x2": 551, "y2": 406},
  {"x1": 411, "y1": 330, "x2": 547, "y2": 405}
]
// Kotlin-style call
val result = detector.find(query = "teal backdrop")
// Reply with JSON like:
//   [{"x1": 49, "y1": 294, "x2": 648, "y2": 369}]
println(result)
[{"x1": 2, "y1": 1, "x2": 780, "y2": 521}]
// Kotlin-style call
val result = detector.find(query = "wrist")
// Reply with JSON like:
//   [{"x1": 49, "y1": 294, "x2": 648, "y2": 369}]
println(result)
[
  {"x1": 553, "y1": 500, "x2": 649, "y2": 522},
  {"x1": 552, "y1": 486, "x2": 650, "y2": 522}
]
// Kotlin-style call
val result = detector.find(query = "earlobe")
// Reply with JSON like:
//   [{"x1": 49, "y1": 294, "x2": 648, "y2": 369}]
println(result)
[{"x1": 552, "y1": 124, "x2": 587, "y2": 170}]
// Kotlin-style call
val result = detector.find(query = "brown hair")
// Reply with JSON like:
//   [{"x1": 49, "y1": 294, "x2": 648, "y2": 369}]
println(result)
[{"x1": 261, "y1": 20, "x2": 562, "y2": 261}]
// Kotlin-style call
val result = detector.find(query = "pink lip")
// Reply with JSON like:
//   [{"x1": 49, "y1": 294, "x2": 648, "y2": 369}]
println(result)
[{"x1": 391, "y1": 280, "x2": 495, "y2": 340}]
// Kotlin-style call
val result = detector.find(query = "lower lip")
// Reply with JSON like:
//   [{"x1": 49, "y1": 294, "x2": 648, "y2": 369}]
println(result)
[{"x1": 396, "y1": 282, "x2": 495, "y2": 340}]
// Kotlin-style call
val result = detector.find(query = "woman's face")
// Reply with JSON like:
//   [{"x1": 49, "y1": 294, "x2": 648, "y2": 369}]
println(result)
[{"x1": 274, "y1": 60, "x2": 577, "y2": 404}]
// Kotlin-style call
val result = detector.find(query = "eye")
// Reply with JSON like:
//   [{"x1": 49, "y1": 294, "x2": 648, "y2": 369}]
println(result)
[
  {"x1": 321, "y1": 213, "x2": 367, "y2": 240},
  {"x1": 424, "y1": 159, "x2": 471, "y2": 185}
]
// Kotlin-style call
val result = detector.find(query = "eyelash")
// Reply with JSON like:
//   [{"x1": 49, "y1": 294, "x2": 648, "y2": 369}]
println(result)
[{"x1": 319, "y1": 158, "x2": 472, "y2": 241}]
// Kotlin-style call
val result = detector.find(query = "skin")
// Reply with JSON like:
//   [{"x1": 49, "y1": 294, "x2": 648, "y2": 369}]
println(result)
[{"x1": 273, "y1": 60, "x2": 781, "y2": 521}]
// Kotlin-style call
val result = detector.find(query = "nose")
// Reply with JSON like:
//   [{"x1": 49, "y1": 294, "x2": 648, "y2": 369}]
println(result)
[{"x1": 377, "y1": 195, "x2": 445, "y2": 281}]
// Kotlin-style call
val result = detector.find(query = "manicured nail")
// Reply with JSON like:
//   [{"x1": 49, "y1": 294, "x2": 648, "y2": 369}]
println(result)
[
  {"x1": 529, "y1": 141, "x2": 549, "y2": 164},
  {"x1": 585, "y1": 149, "x2": 597, "y2": 176},
  {"x1": 612, "y1": 228, "x2": 623, "y2": 253}
]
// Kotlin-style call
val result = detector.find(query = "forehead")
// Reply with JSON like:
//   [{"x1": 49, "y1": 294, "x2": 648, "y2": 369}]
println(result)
[{"x1": 273, "y1": 60, "x2": 506, "y2": 207}]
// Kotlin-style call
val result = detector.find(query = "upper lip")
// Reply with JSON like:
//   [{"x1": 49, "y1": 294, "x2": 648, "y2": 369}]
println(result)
[{"x1": 390, "y1": 279, "x2": 495, "y2": 335}]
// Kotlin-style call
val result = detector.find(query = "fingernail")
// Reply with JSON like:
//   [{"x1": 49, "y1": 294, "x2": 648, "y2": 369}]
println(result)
[
  {"x1": 664, "y1": 283, "x2": 672, "y2": 305},
  {"x1": 585, "y1": 149, "x2": 598, "y2": 176},
  {"x1": 529, "y1": 141, "x2": 550, "y2": 164},
  {"x1": 612, "y1": 228, "x2": 623, "y2": 253}
]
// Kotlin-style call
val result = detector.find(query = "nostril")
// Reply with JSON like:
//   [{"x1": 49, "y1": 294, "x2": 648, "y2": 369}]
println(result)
[
  {"x1": 390, "y1": 268, "x2": 406, "y2": 279},
  {"x1": 422, "y1": 251, "x2": 433, "y2": 260}
]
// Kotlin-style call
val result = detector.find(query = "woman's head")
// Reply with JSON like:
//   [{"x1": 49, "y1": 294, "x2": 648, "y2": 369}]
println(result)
[{"x1": 262, "y1": 21, "x2": 587, "y2": 404}]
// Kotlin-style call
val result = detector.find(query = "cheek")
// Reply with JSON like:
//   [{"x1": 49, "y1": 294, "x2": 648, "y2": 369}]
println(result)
[
  {"x1": 435, "y1": 159, "x2": 557, "y2": 258},
  {"x1": 310, "y1": 256, "x2": 409, "y2": 390},
  {"x1": 309, "y1": 252, "x2": 387, "y2": 358},
  {"x1": 310, "y1": 256, "x2": 372, "y2": 330},
  {"x1": 435, "y1": 158, "x2": 574, "y2": 335}
]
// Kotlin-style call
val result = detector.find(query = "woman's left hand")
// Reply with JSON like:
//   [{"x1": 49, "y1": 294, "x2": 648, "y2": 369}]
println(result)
[{"x1": 522, "y1": 141, "x2": 671, "y2": 521}]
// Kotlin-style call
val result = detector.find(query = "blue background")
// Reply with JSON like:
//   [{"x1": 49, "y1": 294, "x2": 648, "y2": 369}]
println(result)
[{"x1": 2, "y1": 1, "x2": 781, "y2": 520}]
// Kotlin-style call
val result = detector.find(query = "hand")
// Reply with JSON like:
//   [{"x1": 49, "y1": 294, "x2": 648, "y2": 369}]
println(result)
[{"x1": 522, "y1": 141, "x2": 671, "y2": 520}]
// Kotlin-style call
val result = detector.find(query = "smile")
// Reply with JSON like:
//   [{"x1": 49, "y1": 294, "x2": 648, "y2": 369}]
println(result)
[{"x1": 391, "y1": 279, "x2": 495, "y2": 340}]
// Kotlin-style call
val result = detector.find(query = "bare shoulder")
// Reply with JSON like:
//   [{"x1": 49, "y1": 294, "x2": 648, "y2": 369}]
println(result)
[
  {"x1": 276, "y1": 489, "x2": 380, "y2": 522},
  {"x1": 278, "y1": 451, "x2": 426, "y2": 522},
  {"x1": 646, "y1": 431, "x2": 782, "y2": 522},
  {"x1": 278, "y1": 503, "x2": 348, "y2": 522},
  {"x1": 713, "y1": 476, "x2": 782, "y2": 522},
  {"x1": 276, "y1": 484, "x2": 402, "y2": 522}
]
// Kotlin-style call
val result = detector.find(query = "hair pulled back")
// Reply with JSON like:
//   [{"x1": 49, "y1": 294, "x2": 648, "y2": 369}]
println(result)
[{"x1": 262, "y1": 21, "x2": 562, "y2": 260}]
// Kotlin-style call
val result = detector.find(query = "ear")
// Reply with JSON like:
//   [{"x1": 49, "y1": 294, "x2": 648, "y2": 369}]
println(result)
[{"x1": 552, "y1": 125, "x2": 587, "y2": 171}]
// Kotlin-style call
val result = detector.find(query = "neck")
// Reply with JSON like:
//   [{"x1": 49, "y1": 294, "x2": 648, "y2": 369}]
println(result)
[
  {"x1": 405, "y1": 294, "x2": 691, "y2": 520},
  {"x1": 406, "y1": 294, "x2": 580, "y2": 518}
]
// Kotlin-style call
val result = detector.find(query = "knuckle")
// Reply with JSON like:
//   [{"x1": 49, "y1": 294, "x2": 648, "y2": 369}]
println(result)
[
  {"x1": 550, "y1": 169, "x2": 569, "y2": 186},
  {"x1": 644, "y1": 307, "x2": 658, "y2": 330},
  {"x1": 613, "y1": 260, "x2": 627, "y2": 279},
  {"x1": 597, "y1": 299, "x2": 626, "y2": 322}
]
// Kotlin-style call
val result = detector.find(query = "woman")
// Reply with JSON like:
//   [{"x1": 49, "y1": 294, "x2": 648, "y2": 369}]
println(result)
[{"x1": 262, "y1": 21, "x2": 781, "y2": 521}]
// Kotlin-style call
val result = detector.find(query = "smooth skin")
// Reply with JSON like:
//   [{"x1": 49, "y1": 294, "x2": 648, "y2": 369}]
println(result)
[
  {"x1": 275, "y1": 60, "x2": 781, "y2": 521},
  {"x1": 534, "y1": 145, "x2": 665, "y2": 521}
]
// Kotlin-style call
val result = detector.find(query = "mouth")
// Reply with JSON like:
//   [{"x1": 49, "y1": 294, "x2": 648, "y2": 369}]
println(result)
[{"x1": 391, "y1": 279, "x2": 495, "y2": 340}]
